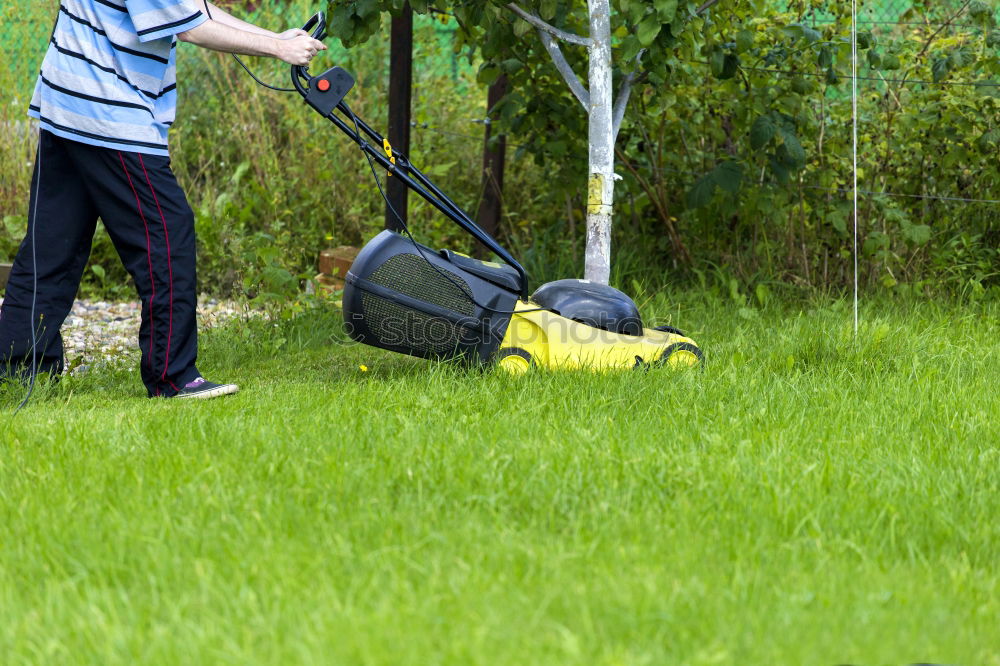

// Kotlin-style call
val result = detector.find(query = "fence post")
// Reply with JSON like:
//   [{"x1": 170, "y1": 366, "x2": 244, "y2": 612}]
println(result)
[{"x1": 385, "y1": 2, "x2": 413, "y2": 232}]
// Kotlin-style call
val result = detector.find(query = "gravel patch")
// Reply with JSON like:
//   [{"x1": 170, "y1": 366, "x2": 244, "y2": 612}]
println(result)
[{"x1": 0, "y1": 297, "x2": 245, "y2": 374}]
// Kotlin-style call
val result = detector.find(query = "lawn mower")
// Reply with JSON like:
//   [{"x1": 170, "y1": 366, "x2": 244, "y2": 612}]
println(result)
[{"x1": 290, "y1": 13, "x2": 702, "y2": 373}]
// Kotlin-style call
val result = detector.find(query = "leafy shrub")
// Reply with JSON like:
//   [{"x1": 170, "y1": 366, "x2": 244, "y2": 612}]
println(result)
[{"x1": 615, "y1": 0, "x2": 1000, "y2": 293}]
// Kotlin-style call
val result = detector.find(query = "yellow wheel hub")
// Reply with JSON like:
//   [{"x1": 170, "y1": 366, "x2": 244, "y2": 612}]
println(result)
[
  {"x1": 663, "y1": 349, "x2": 700, "y2": 369},
  {"x1": 497, "y1": 348, "x2": 533, "y2": 375}
]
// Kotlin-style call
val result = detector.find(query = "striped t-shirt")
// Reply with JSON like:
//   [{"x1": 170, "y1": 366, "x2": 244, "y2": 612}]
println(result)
[{"x1": 28, "y1": 0, "x2": 208, "y2": 156}]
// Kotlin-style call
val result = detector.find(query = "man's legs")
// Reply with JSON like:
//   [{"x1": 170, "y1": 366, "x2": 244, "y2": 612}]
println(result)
[
  {"x1": 0, "y1": 131, "x2": 99, "y2": 378},
  {"x1": 65, "y1": 143, "x2": 201, "y2": 397}
]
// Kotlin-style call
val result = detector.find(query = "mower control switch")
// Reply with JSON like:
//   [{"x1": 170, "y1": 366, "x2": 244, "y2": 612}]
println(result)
[{"x1": 305, "y1": 66, "x2": 355, "y2": 117}]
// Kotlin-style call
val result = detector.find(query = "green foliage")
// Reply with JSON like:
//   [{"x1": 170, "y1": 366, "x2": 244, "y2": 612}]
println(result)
[
  {"x1": 2, "y1": 0, "x2": 998, "y2": 299},
  {"x1": 617, "y1": 0, "x2": 1000, "y2": 290},
  {"x1": 329, "y1": 0, "x2": 699, "y2": 183},
  {"x1": 329, "y1": 0, "x2": 999, "y2": 293},
  {"x1": 0, "y1": 216, "x2": 26, "y2": 262}
]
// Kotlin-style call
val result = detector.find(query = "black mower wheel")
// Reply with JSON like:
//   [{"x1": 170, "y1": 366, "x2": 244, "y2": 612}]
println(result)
[{"x1": 657, "y1": 342, "x2": 704, "y2": 369}]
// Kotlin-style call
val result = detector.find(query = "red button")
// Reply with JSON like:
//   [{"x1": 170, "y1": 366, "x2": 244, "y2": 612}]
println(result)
[{"x1": 317, "y1": 79, "x2": 331, "y2": 92}]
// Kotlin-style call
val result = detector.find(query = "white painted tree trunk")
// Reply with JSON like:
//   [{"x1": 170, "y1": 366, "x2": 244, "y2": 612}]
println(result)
[{"x1": 584, "y1": 0, "x2": 613, "y2": 284}]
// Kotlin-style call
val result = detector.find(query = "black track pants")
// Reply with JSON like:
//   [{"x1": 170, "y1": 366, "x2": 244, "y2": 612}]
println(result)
[{"x1": 0, "y1": 130, "x2": 201, "y2": 397}]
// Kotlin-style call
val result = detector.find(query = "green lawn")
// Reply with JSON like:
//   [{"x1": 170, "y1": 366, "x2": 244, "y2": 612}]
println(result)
[{"x1": 1, "y1": 293, "x2": 998, "y2": 665}]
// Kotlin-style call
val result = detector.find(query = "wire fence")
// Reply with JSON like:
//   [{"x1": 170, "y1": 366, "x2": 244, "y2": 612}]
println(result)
[
  {"x1": 0, "y1": 2, "x2": 58, "y2": 104},
  {"x1": 3, "y1": 0, "x2": 991, "y2": 94},
  {"x1": 4, "y1": 0, "x2": 990, "y2": 90},
  {"x1": 799, "y1": 0, "x2": 988, "y2": 24}
]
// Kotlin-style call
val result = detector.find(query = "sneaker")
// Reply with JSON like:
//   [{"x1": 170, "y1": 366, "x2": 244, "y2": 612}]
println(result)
[{"x1": 174, "y1": 377, "x2": 239, "y2": 400}]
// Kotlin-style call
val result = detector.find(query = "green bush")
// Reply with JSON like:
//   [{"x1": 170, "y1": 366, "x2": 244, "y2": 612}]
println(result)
[{"x1": 614, "y1": 0, "x2": 1000, "y2": 294}]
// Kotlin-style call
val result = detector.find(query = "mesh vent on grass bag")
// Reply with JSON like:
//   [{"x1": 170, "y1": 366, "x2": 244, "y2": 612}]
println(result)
[
  {"x1": 360, "y1": 293, "x2": 472, "y2": 356},
  {"x1": 360, "y1": 253, "x2": 478, "y2": 356},
  {"x1": 368, "y1": 253, "x2": 475, "y2": 316}
]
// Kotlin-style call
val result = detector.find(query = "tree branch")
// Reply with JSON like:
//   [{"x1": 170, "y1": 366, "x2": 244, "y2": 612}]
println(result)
[
  {"x1": 612, "y1": 49, "x2": 646, "y2": 141},
  {"x1": 611, "y1": 84, "x2": 630, "y2": 140},
  {"x1": 696, "y1": 0, "x2": 723, "y2": 15},
  {"x1": 538, "y1": 28, "x2": 590, "y2": 110},
  {"x1": 917, "y1": 0, "x2": 971, "y2": 58},
  {"x1": 507, "y1": 3, "x2": 592, "y2": 46}
]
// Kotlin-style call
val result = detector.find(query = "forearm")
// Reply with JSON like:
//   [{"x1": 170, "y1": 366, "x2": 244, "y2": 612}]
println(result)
[
  {"x1": 200, "y1": 2, "x2": 277, "y2": 38},
  {"x1": 178, "y1": 9, "x2": 326, "y2": 66},
  {"x1": 177, "y1": 19, "x2": 277, "y2": 58}
]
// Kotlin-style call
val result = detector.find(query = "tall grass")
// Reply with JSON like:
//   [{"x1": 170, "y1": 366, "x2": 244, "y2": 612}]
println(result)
[{"x1": 1, "y1": 295, "x2": 998, "y2": 664}]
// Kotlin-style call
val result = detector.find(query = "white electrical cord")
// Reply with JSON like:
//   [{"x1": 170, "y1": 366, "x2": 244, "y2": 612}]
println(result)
[{"x1": 851, "y1": 0, "x2": 859, "y2": 337}]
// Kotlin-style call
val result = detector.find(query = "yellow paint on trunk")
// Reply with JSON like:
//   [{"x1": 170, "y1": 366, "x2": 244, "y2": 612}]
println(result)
[{"x1": 588, "y1": 173, "x2": 612, "y2": 216}]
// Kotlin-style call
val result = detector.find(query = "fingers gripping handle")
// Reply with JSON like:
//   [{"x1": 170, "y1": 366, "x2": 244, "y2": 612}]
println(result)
[
  {"x1": 303, "y1": 11, "x2": 327, "y2": 41},
  {"x1": 291, "y1": 11, "x2": 328, "y2": 91}
]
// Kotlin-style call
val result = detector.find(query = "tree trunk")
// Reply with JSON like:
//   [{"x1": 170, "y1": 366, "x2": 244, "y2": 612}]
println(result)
[
  {"x1": 475, "y1": 74, "x2": 508, "y2": 255},
  {"x1": 584, "y1": 0, "x2": 613, "y2": 284},
  {"x1": 385, "y1": 3, "x2": 413, "y2": 232}
]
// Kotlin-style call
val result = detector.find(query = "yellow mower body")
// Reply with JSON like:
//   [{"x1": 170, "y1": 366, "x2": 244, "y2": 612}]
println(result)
[{"x1": 496, "y1": 301, "x2": 702, "y2": 374}]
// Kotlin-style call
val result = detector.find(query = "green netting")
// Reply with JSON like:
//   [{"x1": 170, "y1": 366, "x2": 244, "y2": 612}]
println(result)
[
  {"x1": 0, "y1": 0, "x2": 468, "y2": 109},
  {"x1": 794, "y1": 0, "x2": 997, "y2": 26},
  {"x1": 0, "y1": 2, "x2": 59, "y2": 106},
  {"x1": 861, "y1": 0, "x2": 999, "y2": 23},
  {"x1": 0, "y1": 1, "x2": 989, "y2": 113}
]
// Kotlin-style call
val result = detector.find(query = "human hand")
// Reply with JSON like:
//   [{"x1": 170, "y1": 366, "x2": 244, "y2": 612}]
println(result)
[
  {"x1": 273, "y1": 34, "x2": 327, "y2": 66},
  {"x1": 276, "y1": 28, "x2": 309, "y2": 40}
]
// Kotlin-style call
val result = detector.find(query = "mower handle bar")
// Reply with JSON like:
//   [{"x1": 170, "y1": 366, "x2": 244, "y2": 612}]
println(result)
[
  {"x1": 302, "y1": 11, "x2": 327, "y2": 41},
  {"x1": 327, "y1": 106, "x2": 529, "y2": 297},
  {"x1": 289, "y1": 12, "x2": 529, "y2": 298}
]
